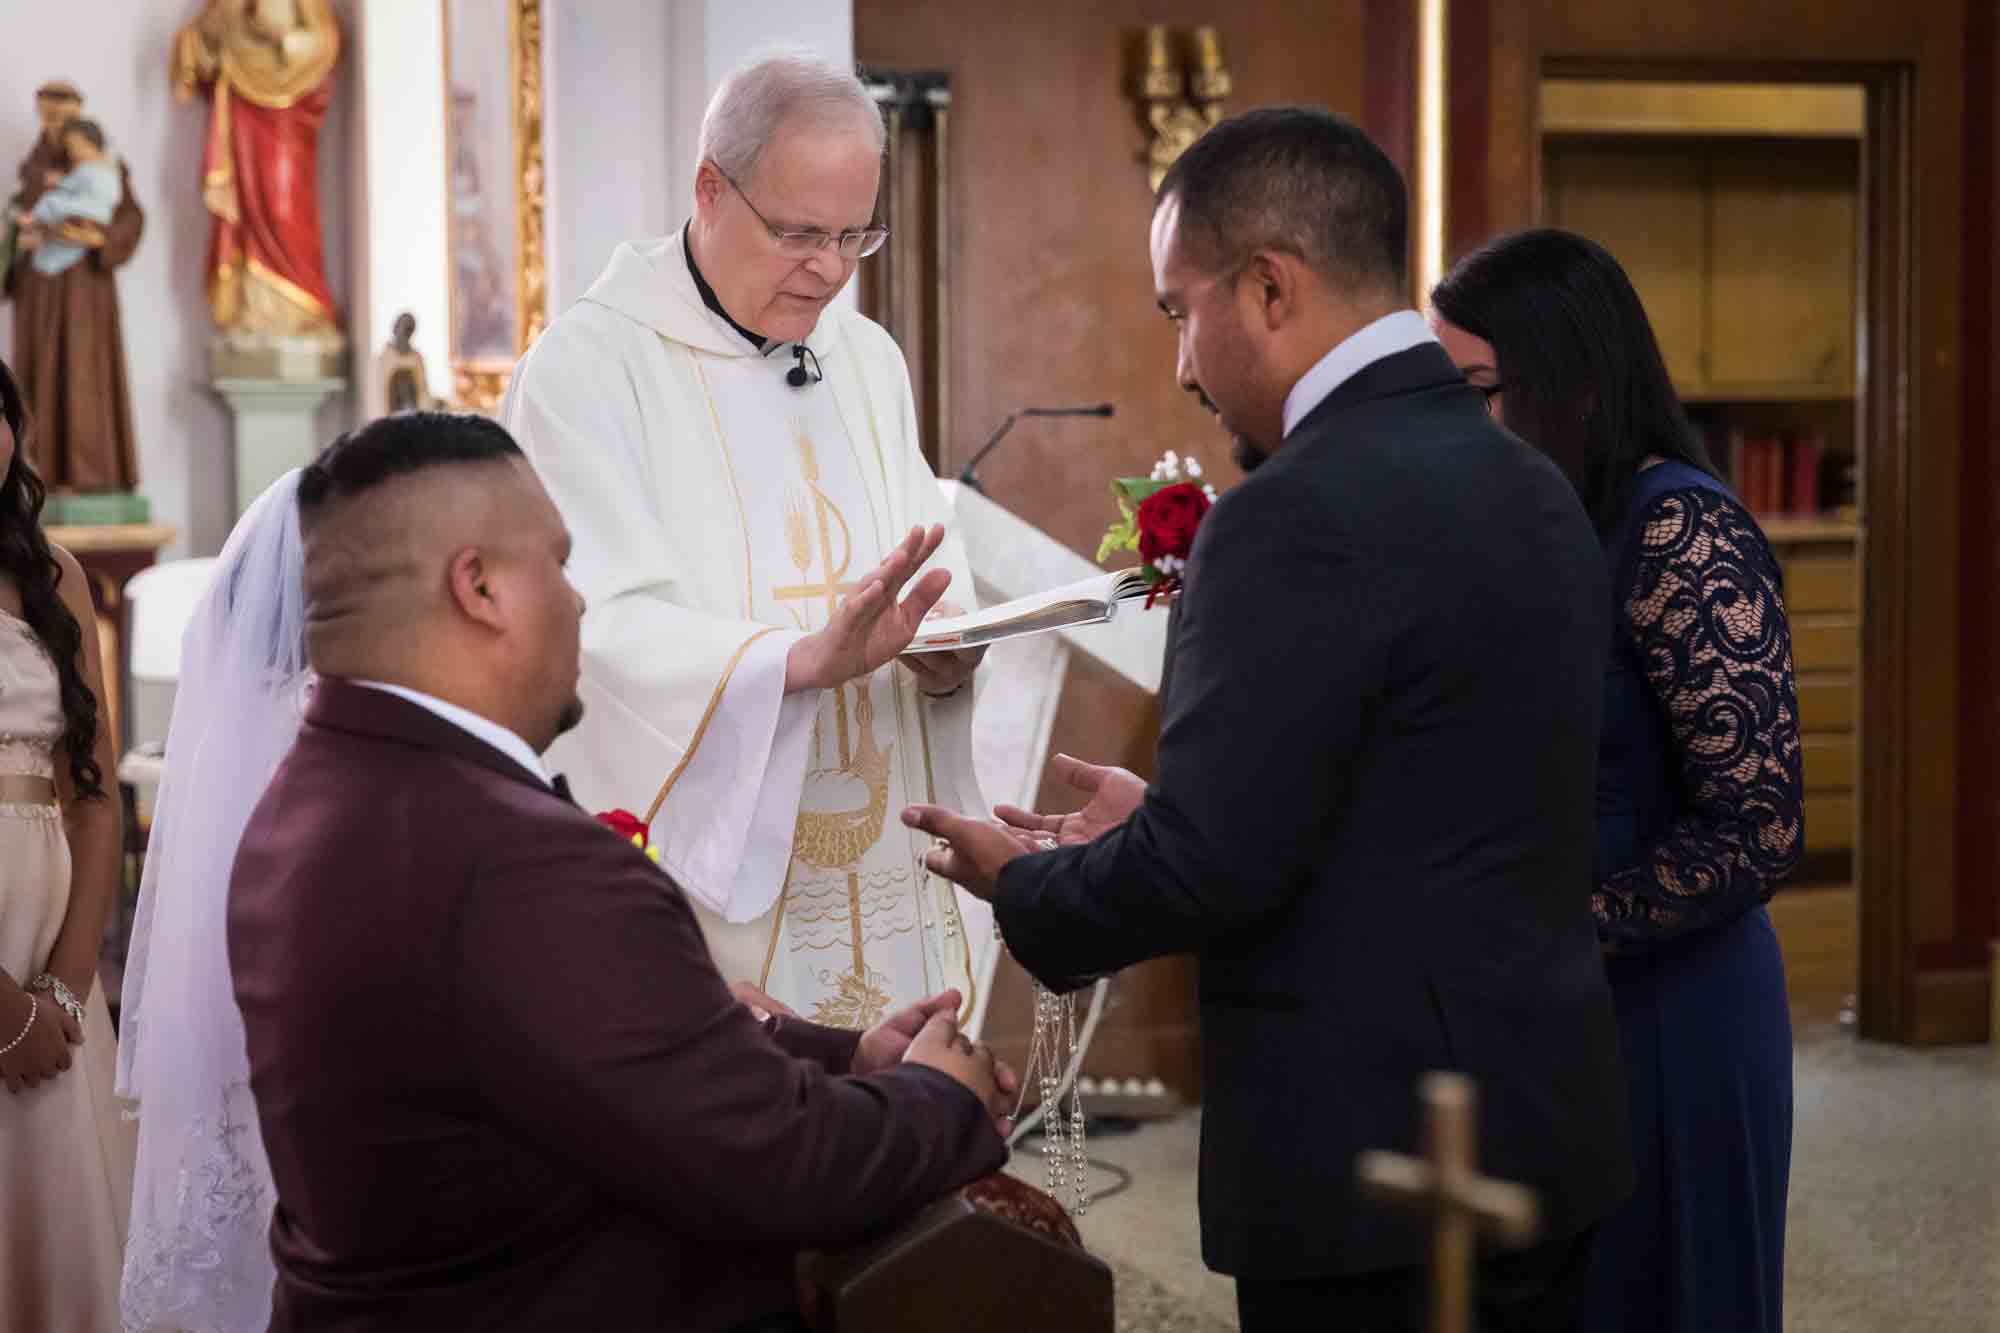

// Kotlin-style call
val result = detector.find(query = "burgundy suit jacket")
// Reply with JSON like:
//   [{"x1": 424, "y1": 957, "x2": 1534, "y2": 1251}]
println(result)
[{"x1": 228, "y1": 679, "x2": 1005, "y2": 1331}]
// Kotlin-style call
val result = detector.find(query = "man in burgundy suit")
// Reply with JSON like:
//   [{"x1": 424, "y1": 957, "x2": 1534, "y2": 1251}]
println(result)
[{"x1": 228, "y1": 413, "x2": 1013, "y2": 1332}]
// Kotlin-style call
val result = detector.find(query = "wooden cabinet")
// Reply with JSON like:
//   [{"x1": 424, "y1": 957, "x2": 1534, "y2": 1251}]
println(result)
[
  {"x1": 1773, "y1": 531, "x2": 1859, "y2": 855},
  {"x1": 1544, "y1": 136, "x2": 1859, "y2": 401},
  {"x1": 1540, "y1": 100, "x2": 1865, "y2": 875},
  {"x1": 1544, "y1": 140, "x2": 1708, "y2": 388},
  {"x1": 1706, "y1": 148, "x2": 1857, "y2": 396}
]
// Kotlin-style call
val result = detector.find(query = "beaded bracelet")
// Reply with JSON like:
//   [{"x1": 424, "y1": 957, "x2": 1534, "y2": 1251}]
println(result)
[{"x1": 0, "y1": 995, "x2": 37, "y2": 1059}]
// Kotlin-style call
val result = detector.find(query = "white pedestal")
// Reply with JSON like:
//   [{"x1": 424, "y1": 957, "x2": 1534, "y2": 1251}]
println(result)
[
  {"x1": 211, "y1": 377, "x2": 347, "y2": 519},
  {"x1": 939, "y1": 480, "x2": 1170, "y2": 1041}
]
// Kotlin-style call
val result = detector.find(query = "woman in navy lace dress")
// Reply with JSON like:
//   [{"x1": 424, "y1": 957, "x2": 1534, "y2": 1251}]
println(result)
[{"x1": 1431, "y1": 229, "x2": 1801, "y2": 1333}]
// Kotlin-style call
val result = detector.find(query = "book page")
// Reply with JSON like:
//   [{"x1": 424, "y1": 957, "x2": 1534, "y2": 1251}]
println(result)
[{"x1": 905, "y1": 570, "x2": 1146, "y2": 653}]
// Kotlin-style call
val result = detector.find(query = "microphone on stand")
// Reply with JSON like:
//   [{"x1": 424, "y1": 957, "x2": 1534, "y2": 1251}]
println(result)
[{"x1": 957, "y1": 404, "x2": 1115, "y2": 492}]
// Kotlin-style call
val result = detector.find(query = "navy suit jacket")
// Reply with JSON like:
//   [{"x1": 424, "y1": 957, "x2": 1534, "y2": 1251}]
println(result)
[{"x1": 995, "y1": 343, "x2": 1632, "y2": 1277}]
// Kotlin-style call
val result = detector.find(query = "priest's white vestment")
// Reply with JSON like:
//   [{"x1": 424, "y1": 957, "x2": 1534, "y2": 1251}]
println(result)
[{"x1": 503, "y1": 231, "x2": 994, "y2": 1031}]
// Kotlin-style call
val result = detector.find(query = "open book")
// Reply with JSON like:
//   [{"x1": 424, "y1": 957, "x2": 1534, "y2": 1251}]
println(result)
[{"x1": 904, "y1": 568, "x2": 1157, "y2": 653}]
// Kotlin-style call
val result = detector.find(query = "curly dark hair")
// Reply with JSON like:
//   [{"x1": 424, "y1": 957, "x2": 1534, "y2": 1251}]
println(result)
[{"x1": 0, "y1": 358, "x2": 103, "y2": 799}]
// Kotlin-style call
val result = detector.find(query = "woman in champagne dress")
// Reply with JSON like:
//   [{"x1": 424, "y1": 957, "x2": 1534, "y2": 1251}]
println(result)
[{"x1": 0, "y1": 355, "x2": 134, "y2": 1331}]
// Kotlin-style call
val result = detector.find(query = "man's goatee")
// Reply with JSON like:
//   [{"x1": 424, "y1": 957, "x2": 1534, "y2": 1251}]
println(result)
[{"x1": 1231, "y1": 434, "x2": 1269, "y2": 473}]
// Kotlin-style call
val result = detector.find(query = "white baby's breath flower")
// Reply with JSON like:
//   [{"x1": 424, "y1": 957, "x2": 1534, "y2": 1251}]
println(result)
[
  {"x1": 1185, "y1": 458, "x2": 1203, "y2": 478},
  {"x1": 1203, "y1": 485, "x2": 1218, "y2": 502}
]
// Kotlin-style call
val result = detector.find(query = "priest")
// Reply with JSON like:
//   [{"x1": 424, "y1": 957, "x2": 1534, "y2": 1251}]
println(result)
[{"x1": 503, "y1": 53, "x2": 992, "y2": 1033}]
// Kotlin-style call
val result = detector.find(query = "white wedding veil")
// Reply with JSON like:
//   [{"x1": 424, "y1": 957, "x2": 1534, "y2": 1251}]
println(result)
[{"x1": 116, "y1": 469, "x2": 308, "y2": 1333}]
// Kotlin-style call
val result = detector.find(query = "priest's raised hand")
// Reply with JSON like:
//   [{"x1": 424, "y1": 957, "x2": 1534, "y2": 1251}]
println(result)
[{"x1": 782, "y1": 523, "x2": 950, "y2": 692}]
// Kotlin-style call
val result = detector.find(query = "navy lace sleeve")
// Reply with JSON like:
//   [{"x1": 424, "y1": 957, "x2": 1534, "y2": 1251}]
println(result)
[{"x1": 1595, "y1": 487, "x2": 1806, "y2": 948}]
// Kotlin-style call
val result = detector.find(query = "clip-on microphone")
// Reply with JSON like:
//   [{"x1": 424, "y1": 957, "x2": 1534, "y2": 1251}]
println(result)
[{"x1": 787, "y1": 343, "x2": 823, "y2": 388}]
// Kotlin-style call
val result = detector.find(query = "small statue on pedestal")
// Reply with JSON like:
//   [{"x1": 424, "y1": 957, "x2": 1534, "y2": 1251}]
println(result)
[
  {"x1": 376, "y1": 313, "x2": 440, "y2": 416},
  {"x1": 2, "y1": 81, "x2": 146, "y2": 509}
]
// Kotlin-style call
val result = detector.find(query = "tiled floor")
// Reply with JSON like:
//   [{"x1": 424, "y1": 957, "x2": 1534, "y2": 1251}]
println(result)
[{"x1": 1067, "y1": 1027, "x2": 1999, "y2": 1331}]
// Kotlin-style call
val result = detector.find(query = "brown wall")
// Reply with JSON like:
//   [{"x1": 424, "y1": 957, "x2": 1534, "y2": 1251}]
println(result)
[{"x1": 857, "y1": 0, "x2": 1369, "y2": 562}]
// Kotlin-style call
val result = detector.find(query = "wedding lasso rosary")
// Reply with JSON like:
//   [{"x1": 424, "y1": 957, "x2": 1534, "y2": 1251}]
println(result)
[
  {"x1": 923, "y1": 833, "x2": 1090, "y2": 1217},
  {"x1": 1016, "y1": 979, "x2": 1090, "y2": 1216},
  {"x1": 1010, "y1": 834, "x2": 1089, "y2": 1217}
]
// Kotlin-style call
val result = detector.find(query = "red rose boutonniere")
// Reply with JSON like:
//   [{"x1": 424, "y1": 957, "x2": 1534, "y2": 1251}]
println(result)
[
  {"x1": 1096, "y1": 451, "x2": 1219, "y2": 604},
  {"x1": 596, "y1": 808, "x2": 662, "y2": 864}
]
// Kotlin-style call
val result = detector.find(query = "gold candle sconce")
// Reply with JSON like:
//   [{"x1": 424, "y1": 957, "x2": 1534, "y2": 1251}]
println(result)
[{"x1": 1131, "y1": 25, "x2": 1232, "y2": 193}]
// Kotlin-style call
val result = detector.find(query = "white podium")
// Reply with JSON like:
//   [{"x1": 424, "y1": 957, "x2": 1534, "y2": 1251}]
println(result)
[
  {"x1": 939, "y1": 479, "x2": 1167, "y2": 808},
  {"x1": 938, "y1": 481, "x2": 1169, "y2": 1039}
]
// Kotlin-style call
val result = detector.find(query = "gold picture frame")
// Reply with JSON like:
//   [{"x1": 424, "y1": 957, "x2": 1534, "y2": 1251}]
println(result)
[{"x1": 441, "y1": 0, "x2": 546, "y2": 414}]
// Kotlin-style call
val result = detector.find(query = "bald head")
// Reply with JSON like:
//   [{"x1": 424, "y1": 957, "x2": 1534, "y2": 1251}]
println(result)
[{"x1": 299, "y1": 413, "x2": 584, "y2": 752}]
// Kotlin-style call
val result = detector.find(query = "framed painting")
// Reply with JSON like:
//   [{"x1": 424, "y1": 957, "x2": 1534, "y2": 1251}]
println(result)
[{"x1": 441, "y1": 0, "x2": 545, "y2": 411}]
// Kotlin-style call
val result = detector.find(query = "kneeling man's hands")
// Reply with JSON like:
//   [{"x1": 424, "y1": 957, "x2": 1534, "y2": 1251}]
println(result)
[
  {"x1": 855, "y1": 988, "x2": 961, "y2": 1075},
  {"x1": 904, "y1": 1009, "x2": 1018, "y2": 1135}
]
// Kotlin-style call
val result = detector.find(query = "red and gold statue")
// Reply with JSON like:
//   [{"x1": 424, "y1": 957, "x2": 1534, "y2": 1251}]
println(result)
[{"x1": 171, "y1": 0, "x2": 342, "y2": 338}]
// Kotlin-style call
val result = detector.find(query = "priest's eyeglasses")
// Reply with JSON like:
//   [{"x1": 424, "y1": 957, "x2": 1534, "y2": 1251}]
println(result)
[{"x1": 717, "y1": 167, "x2": 890, "y2": 260}]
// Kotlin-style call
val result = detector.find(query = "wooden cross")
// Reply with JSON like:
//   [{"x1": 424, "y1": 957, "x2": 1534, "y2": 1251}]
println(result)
[{"x1": 1357, "y1": 1071, "x2": 1541, "y2": 1333}]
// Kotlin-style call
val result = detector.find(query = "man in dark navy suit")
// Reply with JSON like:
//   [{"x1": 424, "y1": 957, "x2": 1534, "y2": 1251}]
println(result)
[{"x1": 908, "y1": 109, "x2": 1631, "y2": 1332}]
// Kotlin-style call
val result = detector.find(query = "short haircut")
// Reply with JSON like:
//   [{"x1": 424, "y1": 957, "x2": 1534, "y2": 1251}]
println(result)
[
  {"x1": 36, "y1": 82, "x2": 82, "y2": 104},
  {"x1": 61, "y1": 119, "x2": 104, "y2": 150},
  {"x1": 298, "y1": 412, "x2": 523, "y2": 529},
  {"x1": 1158, "y1": 106, "x2": 1408, "y2": 297},
  {"x1": 698, "y1": 51, "x2": 885, "y2": 184}
]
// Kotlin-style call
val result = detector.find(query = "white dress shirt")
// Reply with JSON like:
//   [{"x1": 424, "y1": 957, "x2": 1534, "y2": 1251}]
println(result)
[
  {"x1": 1281, "y1": 309, "x2": 1439, "y2": 439},
  {"x1": 355, "y1": 681, "x2": 551, "y2": 787}
]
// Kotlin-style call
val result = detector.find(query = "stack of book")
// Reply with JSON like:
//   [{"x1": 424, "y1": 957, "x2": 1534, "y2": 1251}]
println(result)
[{"x1": 1716, "y1": 428, "x2": 1825, "y2": 518}]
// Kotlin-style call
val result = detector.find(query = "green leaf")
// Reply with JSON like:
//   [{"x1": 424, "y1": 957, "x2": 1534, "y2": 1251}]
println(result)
[
  {"x1": 1096, "y1": 515, "x2": 1140, "y2": 564},
  {"x1": 1113, "y1": 476, "x2": 1170, "y2": 507}
]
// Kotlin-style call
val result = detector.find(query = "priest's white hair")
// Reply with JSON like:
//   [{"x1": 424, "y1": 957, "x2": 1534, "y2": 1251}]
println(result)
[{"x1": 698, "y1": 51, "x2": 884, "y2": 184}]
